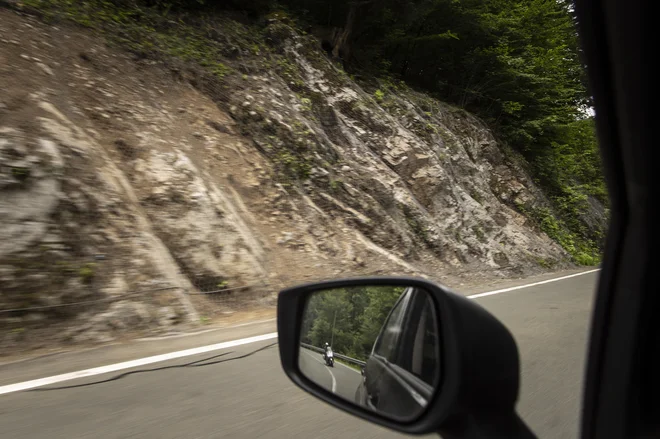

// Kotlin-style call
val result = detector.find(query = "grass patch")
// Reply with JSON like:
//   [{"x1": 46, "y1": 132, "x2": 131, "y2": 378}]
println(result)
[
  {"x1": 78, "y1": 263, "x2": 96, "y2": 283},
  {"x1": 299, "y1": 97, "x2": 313, "y2": 113},
  {"x1": 274, "y1": 150, "x2": 311, "y2": 180},
  {"x1": 275, "y1": 57, "x2": 305, "y2": 90},
  {"x1": 534, "y1": 256, "x2": 557, "y2": 269}
]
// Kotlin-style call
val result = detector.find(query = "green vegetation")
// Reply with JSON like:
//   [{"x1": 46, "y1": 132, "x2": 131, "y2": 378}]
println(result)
[
  {"x1": 535, "y1": 256, "x2": 556, "y2": 269},
  {"x1": 518, "y1": 203, "x2": 600, "y2": 265},
  {"x1": 300, "y1": 286, "x2": 406, "y2": 361},
  {"x1": 425, "y1": 123, "x2": 438, "y2": 134},
  {"x1": 299, "y1": 97, "x2": 313, "y2": 113},
  {"x1": 329, "y1": 179, "x2": 342, "y2": 193},
  {"x1": 275, "y1": 58, "x2": 305, "y2": 90},
  {"x1": 78, "y1": 263, "x2": 96, "y2": 283},
  {"x1": 274, "y1": 149, "x2": 311, "y2": 180}
]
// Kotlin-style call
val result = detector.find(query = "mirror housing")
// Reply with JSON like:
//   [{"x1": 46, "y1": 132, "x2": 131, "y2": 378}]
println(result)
[{"x1": 278, "y1": 276, "x2": 535, "y2": 437}]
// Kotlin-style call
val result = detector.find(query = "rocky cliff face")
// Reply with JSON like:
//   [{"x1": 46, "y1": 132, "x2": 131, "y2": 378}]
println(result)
[{"x1": 0, "y1": 9, "x2": 569, "y2": 350}]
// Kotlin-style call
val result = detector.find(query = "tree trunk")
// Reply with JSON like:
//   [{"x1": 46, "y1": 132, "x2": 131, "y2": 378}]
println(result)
[
  {"x1": 331, "y1": 5, "x2": 355, "y2": 61},
  {"x1": 331, "y1": 1, "x2": 373, "y2": 63}
]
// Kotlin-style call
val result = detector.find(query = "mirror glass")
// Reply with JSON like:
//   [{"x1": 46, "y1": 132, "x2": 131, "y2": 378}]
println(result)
[{"x1": 298, "y1": 285, "x2": 441, "y2": 421}]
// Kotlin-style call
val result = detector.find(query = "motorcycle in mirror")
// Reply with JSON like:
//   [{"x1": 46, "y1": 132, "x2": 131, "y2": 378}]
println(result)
[{"x1": 324, "y1": 347, "x2": 334, "y2": 367}]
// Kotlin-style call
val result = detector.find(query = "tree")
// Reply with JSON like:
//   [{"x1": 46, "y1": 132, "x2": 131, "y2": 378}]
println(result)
[{"x1": 300, "y1": 286, "x2": 405, "y2": 360}]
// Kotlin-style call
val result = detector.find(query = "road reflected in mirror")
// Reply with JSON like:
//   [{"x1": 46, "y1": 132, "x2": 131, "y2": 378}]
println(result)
[{"x1": 298, "y1": 285, "x2": 440, "y2": 421}]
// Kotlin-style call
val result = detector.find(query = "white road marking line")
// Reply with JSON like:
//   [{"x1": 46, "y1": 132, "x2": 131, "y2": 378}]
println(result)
[
  {"x1": 466, "y1": 269, "x2": 600, "y2": 300},
  {"x1": 0, "y1": 332, "x2": 277, "y2": 396},
  {"x1": 1, "y1": 269, "x2": 599, "y2": 396},
  {"x1": 302, "y1": 349, "x2": 337, "y2": 393},
  {"x1": 330, "y1": 367, "x2": 337, "y2": 393},
  {"x1": 228, "y1": 318, "x2": 277, "y2": 328}
]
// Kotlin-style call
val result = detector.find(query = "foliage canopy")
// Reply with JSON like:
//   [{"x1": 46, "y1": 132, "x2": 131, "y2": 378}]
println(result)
[{"x1": 301, "y1": 286, "x2": 406, "y2": 361}]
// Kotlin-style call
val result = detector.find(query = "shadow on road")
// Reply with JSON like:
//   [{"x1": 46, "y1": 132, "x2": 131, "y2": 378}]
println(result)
[{"x1": 29, "y1": 342, "x2": 279, "y2": 392}]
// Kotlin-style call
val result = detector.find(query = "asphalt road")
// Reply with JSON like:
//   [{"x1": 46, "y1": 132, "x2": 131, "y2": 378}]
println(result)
[
  {"x1": 0, "y1": 270, "x2": 598, "y2": 439},
  {"x1": 298, "y1": 348, "x2": 363, "y2": 403}
]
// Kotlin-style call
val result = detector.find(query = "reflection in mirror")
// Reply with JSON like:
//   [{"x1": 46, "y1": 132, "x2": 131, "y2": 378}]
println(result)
[{"x1": 298, "y1": 285, "x2": 440, "y2": 421}]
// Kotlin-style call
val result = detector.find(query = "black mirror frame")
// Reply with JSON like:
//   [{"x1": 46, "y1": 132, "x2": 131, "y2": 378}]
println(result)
[{"x1": 277, "y1": 276, "x2": 535, "y2": 437}]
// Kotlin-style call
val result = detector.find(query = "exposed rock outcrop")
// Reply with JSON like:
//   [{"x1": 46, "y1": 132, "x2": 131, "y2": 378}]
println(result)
[{"x1": 0, "y1": 9, "x2": 573, "y2": 350}]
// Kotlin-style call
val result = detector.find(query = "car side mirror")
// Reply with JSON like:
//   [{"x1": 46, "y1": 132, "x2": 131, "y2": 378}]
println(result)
[{"x1": 277, "y1": 277, "x2": 537, "y2": 438}]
